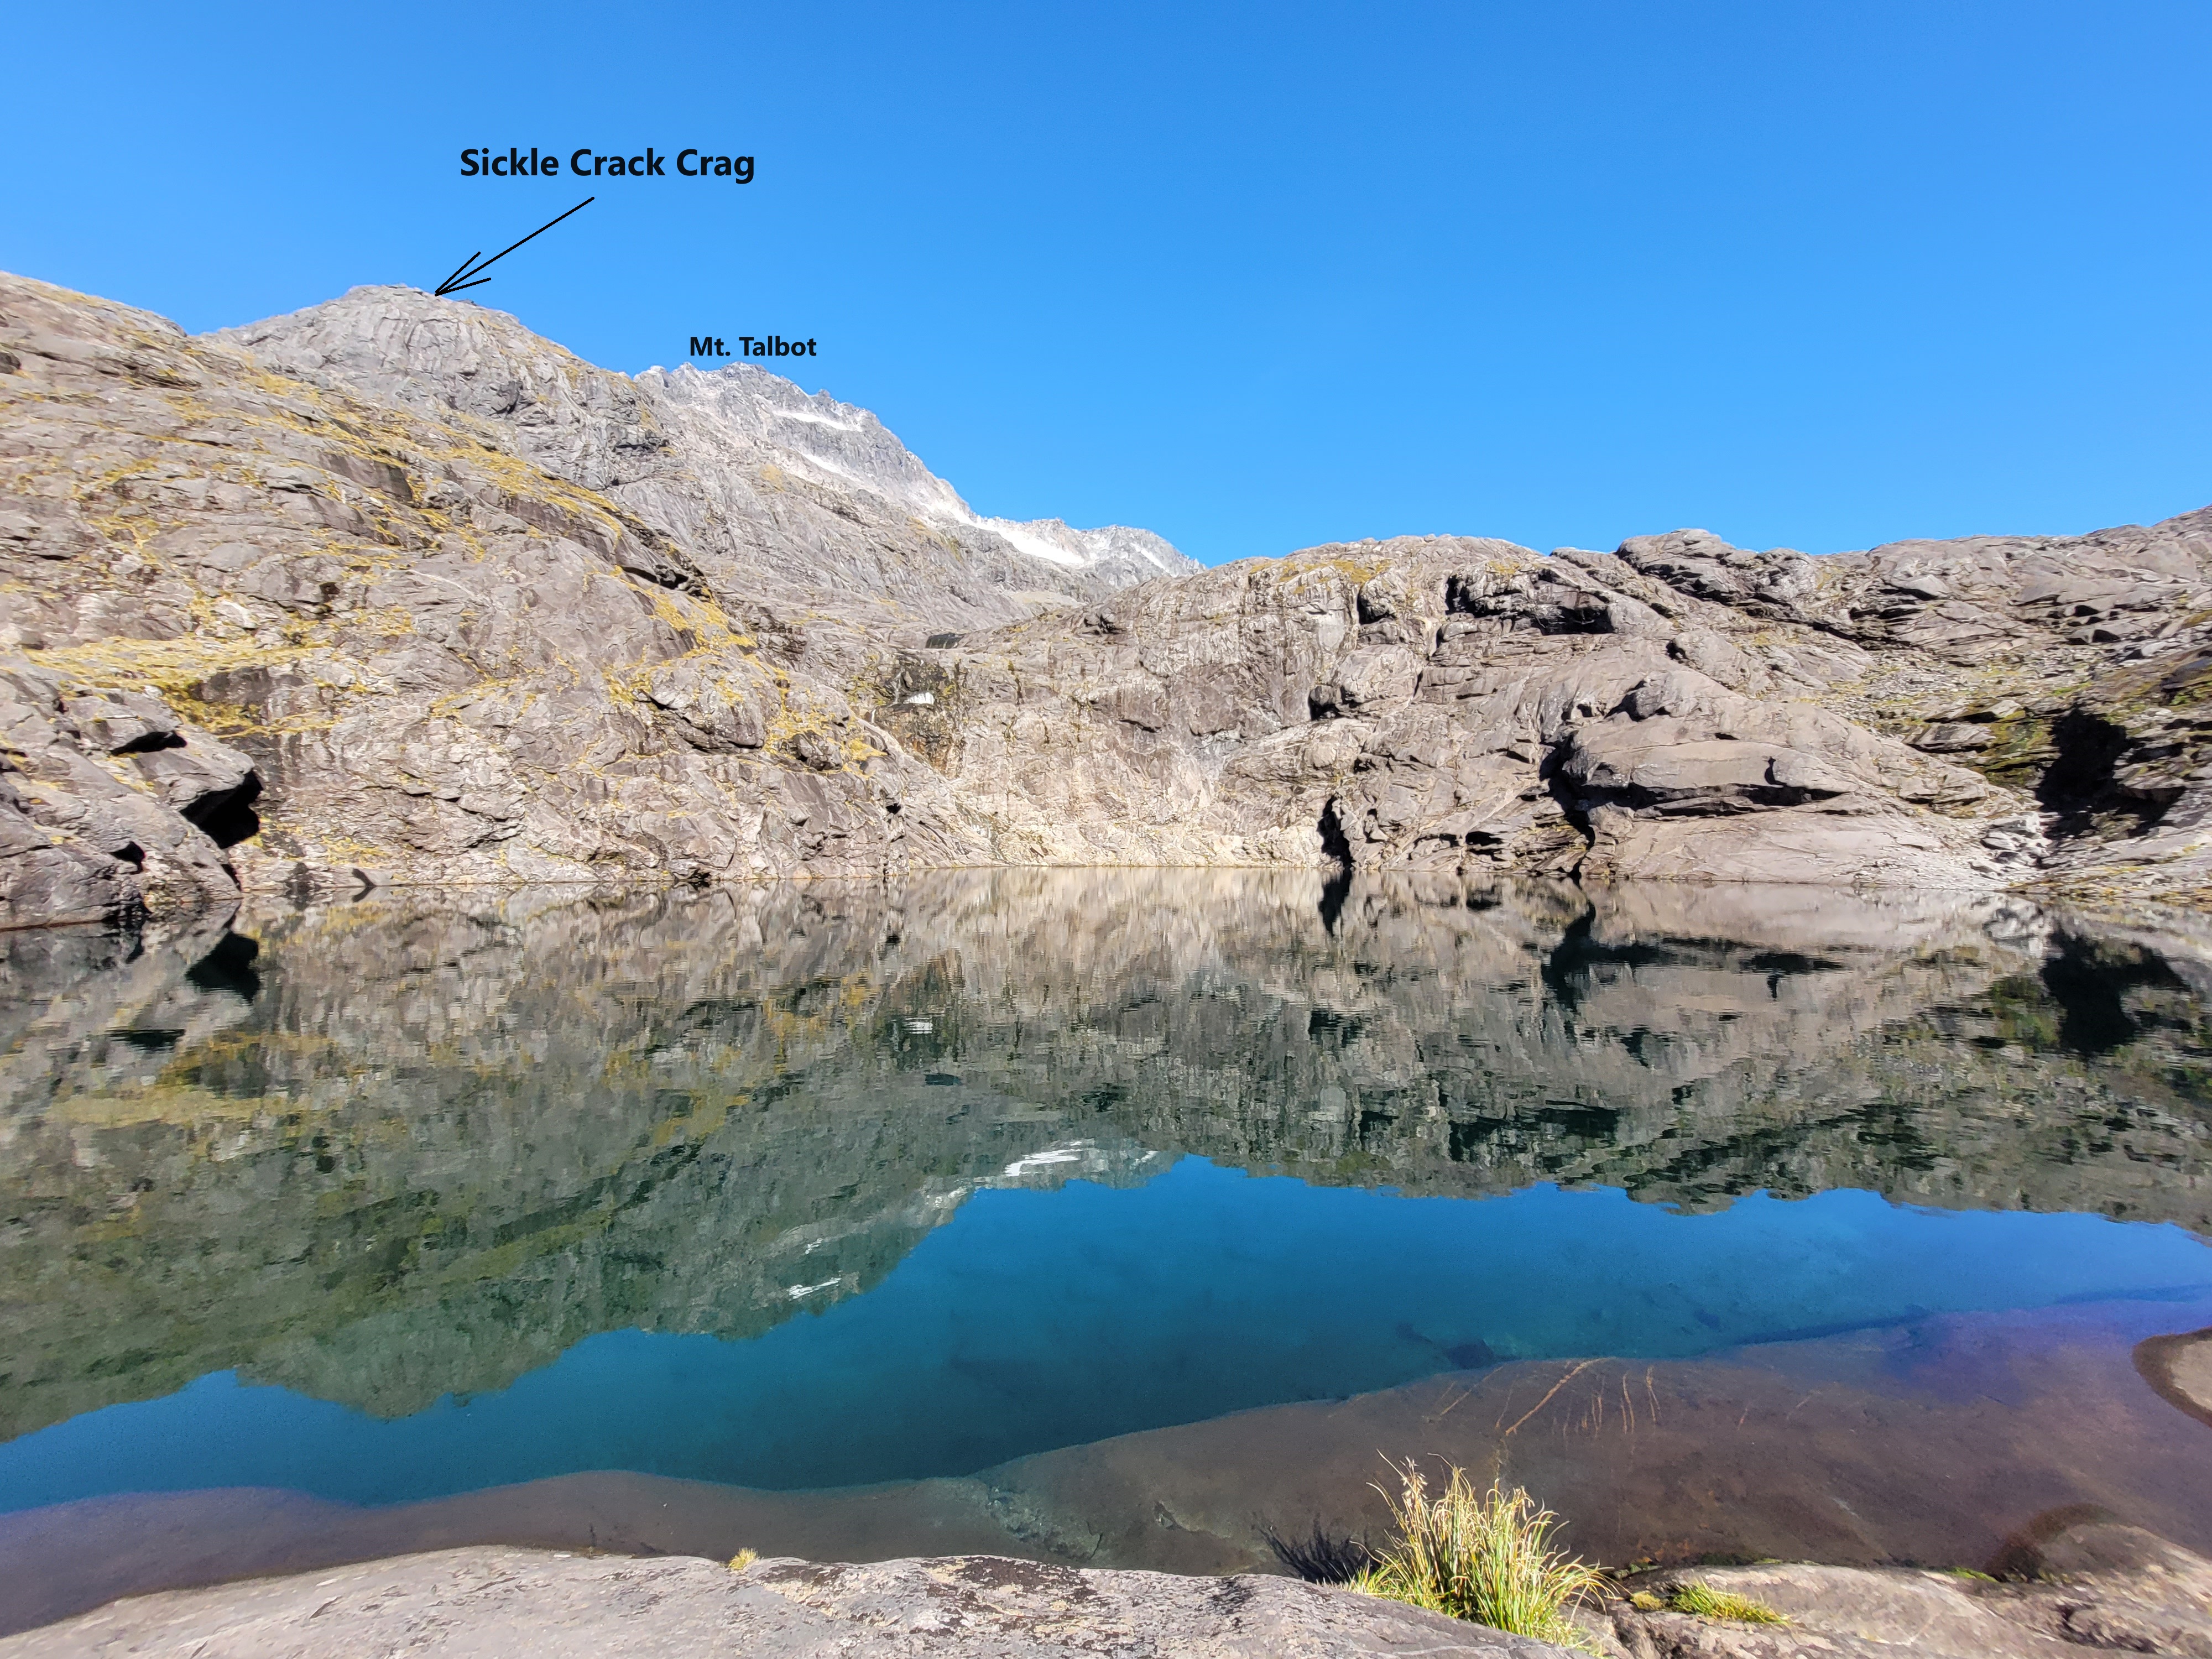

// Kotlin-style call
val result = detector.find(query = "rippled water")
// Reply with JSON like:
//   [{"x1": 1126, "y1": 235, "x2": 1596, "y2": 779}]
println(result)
[{"x1": 2, "y1": 870, "x2": 2210, "y2": 1606}]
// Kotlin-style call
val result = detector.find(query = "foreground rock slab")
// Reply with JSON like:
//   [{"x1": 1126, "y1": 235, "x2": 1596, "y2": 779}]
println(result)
[{"x1": 0, "y1": 1547, "x2": 1571, "y2": 1658}]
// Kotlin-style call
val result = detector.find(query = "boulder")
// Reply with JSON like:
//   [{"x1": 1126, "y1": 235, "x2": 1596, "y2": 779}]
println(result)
[{"x1": 1598, "y1": 1522, "x2": 2212, "y2": 1657}]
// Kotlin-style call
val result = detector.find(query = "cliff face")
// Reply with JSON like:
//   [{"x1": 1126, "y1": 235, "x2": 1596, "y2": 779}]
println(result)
[
  {"x1": 3, "y1": 870, "x2": 2205, "y2": 1442},
  {"x1": 5, "y1": 270, "x2": 2212, "y2": 927},
  {"x1": 895, "y1": 517, "x2": 2212, "y2": 896}
]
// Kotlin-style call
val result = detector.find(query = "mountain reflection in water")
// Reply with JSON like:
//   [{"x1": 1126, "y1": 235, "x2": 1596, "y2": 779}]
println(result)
[{"x1": 1, "y1": 870, "x2": 2209, "y2": 1503}]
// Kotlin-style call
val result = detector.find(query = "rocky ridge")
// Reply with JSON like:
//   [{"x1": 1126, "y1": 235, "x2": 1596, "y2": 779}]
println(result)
[
  {"x1": 215, "y1": 289, "x2": 1191, "y2": 612},
  {"x1": 6, "y1": 269, "x2": 2212, "y2": 926}
]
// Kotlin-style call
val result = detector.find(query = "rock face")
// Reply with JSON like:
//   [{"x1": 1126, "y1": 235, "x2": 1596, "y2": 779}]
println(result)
[
  {"x1": 1, "y1": 668, "x2": 254, "y2": 927},
  {"x1": 0, "y1": 1547, "x2": 1573, "y2": 1658},
  {"x1": 902, "y1": 520, "x2": 2212, "y2": 894},
  {"x1": 6, "y1": 267, "x2": 2212, "y2": 926}
]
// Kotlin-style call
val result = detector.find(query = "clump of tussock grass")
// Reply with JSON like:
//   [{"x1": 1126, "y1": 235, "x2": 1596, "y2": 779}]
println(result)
[
  {"x1": 1347, "y1": 1458, "x2": 1605, "y2": 1652},
  {"x1": 1668, "y1": 1579, "x2": 1788, "y2": 1624}
]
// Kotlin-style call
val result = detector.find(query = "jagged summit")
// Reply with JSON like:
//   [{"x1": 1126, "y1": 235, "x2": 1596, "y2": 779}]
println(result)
[
  {"x1": 213, "y1": 286, "x2": 1197, "y2": 627},
  {"x1": 647, "y1": 359, "x2": 1187, "y2": 587}
]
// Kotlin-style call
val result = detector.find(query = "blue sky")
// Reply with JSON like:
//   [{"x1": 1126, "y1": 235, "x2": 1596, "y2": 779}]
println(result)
[{"x1": 4, "y1": 2, "x2": 2206, "y2": 564}]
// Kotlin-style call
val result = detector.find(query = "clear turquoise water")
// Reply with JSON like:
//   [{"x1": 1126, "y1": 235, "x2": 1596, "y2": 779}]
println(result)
[{"x1": 4, "y1": 1157, "x2": 2207, "y2": 1511}]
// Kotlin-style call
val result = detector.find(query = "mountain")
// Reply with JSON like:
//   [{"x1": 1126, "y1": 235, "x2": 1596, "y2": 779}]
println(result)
[
  {"x1": 3, "y1": 268, "x2": 2211, "y2": 928},
  {"x1": 0, "y1": 273, "x2": 1190, "y2": 924},
  {"x1": 213, "y1": 288, "x2": 1193, "y2": 623}
]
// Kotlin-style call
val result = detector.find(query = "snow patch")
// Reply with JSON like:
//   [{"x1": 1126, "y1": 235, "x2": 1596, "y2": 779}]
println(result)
[{"x1": 1000, "y1": 1142, "x2": 1091, "y2": 1179}]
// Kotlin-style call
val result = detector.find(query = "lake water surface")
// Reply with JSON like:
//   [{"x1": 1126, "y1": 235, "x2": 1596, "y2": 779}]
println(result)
[{"x1": 3, "y1": 870, "x2": 2210, "y2": 1627}]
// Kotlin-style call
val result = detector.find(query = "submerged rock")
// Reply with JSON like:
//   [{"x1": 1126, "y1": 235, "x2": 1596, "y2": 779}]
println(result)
[{"x1": 2138, "y1": 1328, "x2": 2212, "y2": 1432}]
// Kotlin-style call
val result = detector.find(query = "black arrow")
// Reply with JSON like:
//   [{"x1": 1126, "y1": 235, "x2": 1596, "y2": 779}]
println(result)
[{"x1": 433, "y1": 197, "x2": 594, "y2": 298}]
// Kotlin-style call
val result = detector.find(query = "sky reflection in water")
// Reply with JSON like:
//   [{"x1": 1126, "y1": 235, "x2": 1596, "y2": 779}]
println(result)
[
  {"x1": 3, "y1": 872, "x2": 2210, "y2": 1514},
  {"x1": 3, "y1": 1158, "x2": 2209, "y2": 1509}
]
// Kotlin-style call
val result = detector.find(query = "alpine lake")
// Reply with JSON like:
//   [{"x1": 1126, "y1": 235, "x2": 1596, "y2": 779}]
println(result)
[{"x1": 3, "y1": 869, "x2": 2210, "y2": 1635}]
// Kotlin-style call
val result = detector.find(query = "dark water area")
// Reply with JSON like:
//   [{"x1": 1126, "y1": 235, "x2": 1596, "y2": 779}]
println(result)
[{"x1": 2, "y1": 870, "x2": 2211, "y2": 1627}]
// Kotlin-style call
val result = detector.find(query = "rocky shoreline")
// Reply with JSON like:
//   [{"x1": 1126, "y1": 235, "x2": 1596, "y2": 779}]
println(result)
[{"x1": 7, "y1": 1519, "x2": 2212, "y2": 1657}]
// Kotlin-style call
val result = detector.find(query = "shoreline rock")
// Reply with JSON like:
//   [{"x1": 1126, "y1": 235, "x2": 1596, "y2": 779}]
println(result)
[
  {"x1": 1594, "y1": 1520, "x2": 2212, "y2": 1655},
  {"x1": 0, "y1": 1546, "x2": 1572, "y2": 1657},
  {"x1": 9, "y1": 1520, "x2": 2212, "y2": 1657}
]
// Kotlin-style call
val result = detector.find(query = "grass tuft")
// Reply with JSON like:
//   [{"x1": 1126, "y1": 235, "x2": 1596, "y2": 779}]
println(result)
[
  {"x1": 727, "y1": 1548, "x2": 758, "y2": 1572},
  {"x1": 1668, "y1": 1580, "x2": 1788, "y2": 1624},
  {"x1": 1346, "y1": 1459, "x2": 1604, "y2": 1652}
]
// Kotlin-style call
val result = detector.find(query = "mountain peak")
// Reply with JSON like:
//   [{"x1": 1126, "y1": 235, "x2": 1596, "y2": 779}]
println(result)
[{"x1": 215, "y1": 289, "x2": 1197, "y2": 607}]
